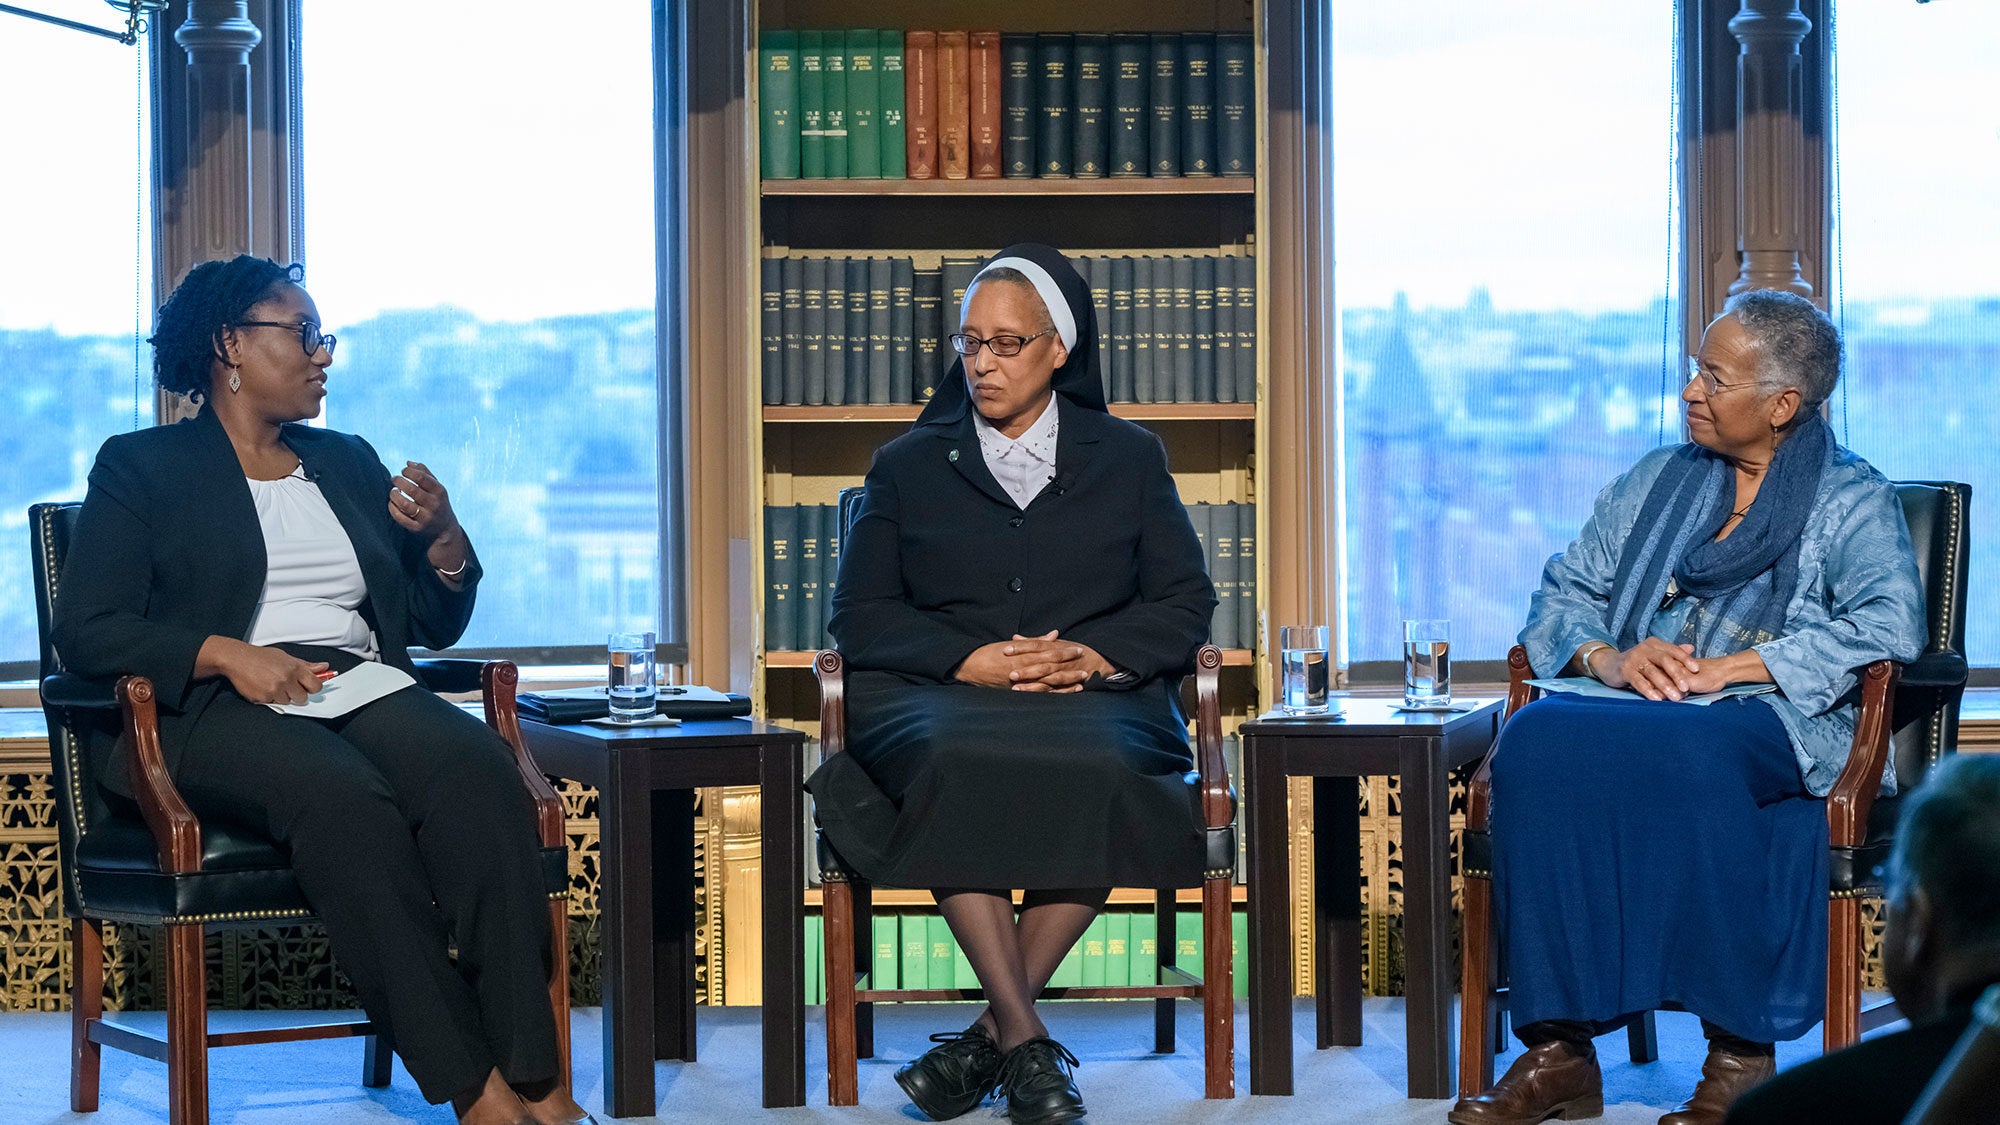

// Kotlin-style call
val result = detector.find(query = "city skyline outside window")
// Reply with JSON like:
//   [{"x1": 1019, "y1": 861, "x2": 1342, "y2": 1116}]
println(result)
[
  {"x1": 301, "y1": 0, "x2": 662, "y2": 652},
  {"x1": 1333, "y1": 2, "x2": 1684, "y2": 666},
  {"x1": 0, "y1": 20, "x2": 152, "y2": 667}
]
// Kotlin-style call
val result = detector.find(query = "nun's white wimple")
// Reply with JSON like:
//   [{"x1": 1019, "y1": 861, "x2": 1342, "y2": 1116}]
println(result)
[{"x1": 963, "y1": 256, "x2": 1078, "y2": 351}]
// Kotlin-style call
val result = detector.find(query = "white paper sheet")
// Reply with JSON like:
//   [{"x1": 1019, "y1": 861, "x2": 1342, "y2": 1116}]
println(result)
[{"x1": 266, "y1": 660, "x2": 418, "y2": 718}]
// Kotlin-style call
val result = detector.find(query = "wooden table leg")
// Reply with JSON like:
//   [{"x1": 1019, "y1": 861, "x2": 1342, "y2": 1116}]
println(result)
[
  {"x1": 654, "y1": 789, "x2": 697, "y2": 1063},
  {"x1": 1400, "y1": 734, "x2": 1455, "y2": 1099},
  {"x1": 761, "y1": 738, "x2": 807, "y2": 1108},
  {"x1": 600, "y1": 756, "x2": 656, "y2": 1118},
  {"x1": 1315, "y1": 775, "x2": 1363, "y2": 1049},
  {"x1": 1245, "y1": 732, "x2": 1294, "y2": 1096}
]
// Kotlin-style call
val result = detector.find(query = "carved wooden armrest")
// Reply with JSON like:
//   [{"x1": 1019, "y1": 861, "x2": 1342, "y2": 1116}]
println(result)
[
  {"x1": 814, "y1": 650, "x2": 847, "y2": 761},
  {"x1": 115, "y1": 675, "x2": 204, "y2": 874},
  {"x1": 1191, "y1": 645, "x2": 1231, "y2": 830},
  {"x1": 1468, "y1": 645, "x2": 1543, "y2": 834},
  {"x1": 480, "y1": 660, "x2": 566, "y2": 849},
  {"x1": 1825, "y1": 659, "x2": 1900, "y2": 850}
]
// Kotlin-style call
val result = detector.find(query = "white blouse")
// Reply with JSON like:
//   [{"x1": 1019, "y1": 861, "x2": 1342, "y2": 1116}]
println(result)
[
  {"x1": 973, "y1": 395, "x2": 1060, "y2": 510},
  {"x1": 243, "y1": 472, "x2": 380, "y2": 659}
]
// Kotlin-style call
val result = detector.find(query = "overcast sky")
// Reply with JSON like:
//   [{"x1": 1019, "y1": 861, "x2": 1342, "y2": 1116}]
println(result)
[{"x1": 2, "y1": 0, "x2": 1994, "y2": 335}]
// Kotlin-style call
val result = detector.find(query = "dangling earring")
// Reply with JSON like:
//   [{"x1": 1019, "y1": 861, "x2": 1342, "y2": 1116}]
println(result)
[{"x1": 228, "y1": 367, "x2": 242, "y2": 393}]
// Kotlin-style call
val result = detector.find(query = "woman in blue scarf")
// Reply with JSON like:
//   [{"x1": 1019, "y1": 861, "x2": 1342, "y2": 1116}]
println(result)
[{"x1": 1450, "y1": 291, "x2": 1927, "y2": 1125}]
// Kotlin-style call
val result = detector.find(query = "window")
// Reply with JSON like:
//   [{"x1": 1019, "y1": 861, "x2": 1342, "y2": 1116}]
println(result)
[
  {"x1": 0, "y1": 21, "x2": 153, "y2": 671},
  {"x1": 1832, "y1": 0, "x2": 2000, "y2": 667},
  {"x1": 301, "y1": 0, "x2": 663, "y2": 654},
  {"x1": 1333, "y1": 3, "x2": 1682, "y2": 666}
]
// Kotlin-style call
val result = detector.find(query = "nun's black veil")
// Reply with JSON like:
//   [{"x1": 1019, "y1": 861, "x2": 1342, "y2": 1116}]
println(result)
[{"x1": 913, "y1": 242, "x2": 1108, "y2": 427}]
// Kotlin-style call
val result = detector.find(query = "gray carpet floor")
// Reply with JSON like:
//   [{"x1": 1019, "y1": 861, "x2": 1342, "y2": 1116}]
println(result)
[{"x1": 0, "y1": 998, "x2": 1869, "y2": 1124}]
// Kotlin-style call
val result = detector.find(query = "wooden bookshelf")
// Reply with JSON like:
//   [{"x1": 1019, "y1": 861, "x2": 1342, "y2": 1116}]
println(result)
[{"x1": 763, "y1": 178, "x2": 1255, "y2": 197}]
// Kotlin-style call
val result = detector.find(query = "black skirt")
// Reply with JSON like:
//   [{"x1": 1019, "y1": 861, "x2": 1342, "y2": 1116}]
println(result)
[{"x1": 805, "y1": 671, "x2": 1204, "y2": 890}]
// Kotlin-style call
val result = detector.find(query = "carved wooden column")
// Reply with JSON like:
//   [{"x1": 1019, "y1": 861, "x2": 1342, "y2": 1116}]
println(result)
[
  {"x1": 161, "y1": 2, "x2": 260, "y2": 280},
  {"x1": 1728, "y1": 0, "x2": 1813, "y2": 297}
]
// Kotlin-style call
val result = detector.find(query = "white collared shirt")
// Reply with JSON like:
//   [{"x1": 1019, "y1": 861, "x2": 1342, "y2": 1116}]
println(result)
[{"x1": 972, "y1": 395, "x2": 1060, "y2": 510}]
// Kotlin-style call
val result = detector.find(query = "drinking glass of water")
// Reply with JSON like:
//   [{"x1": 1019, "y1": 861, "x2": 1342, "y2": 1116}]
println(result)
[
  {"x1": 1402, "y1": 619, "x2": 1451, "y2": 708},
  {"x1": 607, "y1": 631, "x2": 657, "y2": 722},
  {"x1": 1279, "y1": 625, "x2": 1332, "y2": 714}
]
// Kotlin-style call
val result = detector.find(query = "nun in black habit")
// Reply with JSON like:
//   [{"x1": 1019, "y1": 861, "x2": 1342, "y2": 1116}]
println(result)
[{"x1": 806, "y1": 243, "x2": 1216, "y2": 1124}]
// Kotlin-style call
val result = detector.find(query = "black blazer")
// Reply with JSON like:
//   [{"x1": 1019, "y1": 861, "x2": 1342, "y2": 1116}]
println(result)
[
  {"x1": 1725, "y1": 1000, "x2": 1981, "y2": 1125},
  {"x1": 828, "y1": 395, "x2": 1215, "y2": 686},
  {"x1": 52, "y1": 406, "x2": 482, "y2": 787}
]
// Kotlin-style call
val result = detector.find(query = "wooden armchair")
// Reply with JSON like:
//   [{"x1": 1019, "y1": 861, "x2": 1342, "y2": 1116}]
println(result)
[
  {"x1": 30, "y1": 501, "x2": 573, "y2": 1125},
  {"x1": 1455, "y1": 480, "x2": 1971, "y2": 1097}
]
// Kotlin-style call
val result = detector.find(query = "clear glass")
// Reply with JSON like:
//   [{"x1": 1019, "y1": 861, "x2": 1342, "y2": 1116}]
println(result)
[
  {"x1": 0, "y1": 24, "x2": 153, "y2": 663},
  {"x1": 1334, "y1": 3, "x2": 1681, "y2": 664},
  {"x1": 607, "y1": 631, "x2": 657, "y2": 722},
  {"x1": 303, "y1": 1, "x2": 660, "y2": 648},
  {"x1": 1832, "y1": 2, "x2": 2000, "y2": 665},
  {"x1": 1403, "y1": 619, "x2": 1452, "y2": 708},
  {"x1": 1278, "y1": 625, "x2": 1332, "y2": 714}
]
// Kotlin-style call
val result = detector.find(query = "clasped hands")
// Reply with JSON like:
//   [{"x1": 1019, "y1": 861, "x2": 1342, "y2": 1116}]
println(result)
[
  {"x1": 1585, "y1": 637, "x2": 1767, "y2": 702},
  {"x1": 956, "y1": 631, "x2": 1116, "y2": 693}
]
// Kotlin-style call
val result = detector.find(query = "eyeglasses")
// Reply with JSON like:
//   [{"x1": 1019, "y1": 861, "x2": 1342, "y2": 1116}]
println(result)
[
  {"x1": 1685, "y1": 357, "x2": 1756, "y2": 398},
  {"x1": 948, "y1": 328, "x2": 1056, "y2": 357},
  {"x1": 235, "y1": 320, "x2": 337, "y2": 358}
]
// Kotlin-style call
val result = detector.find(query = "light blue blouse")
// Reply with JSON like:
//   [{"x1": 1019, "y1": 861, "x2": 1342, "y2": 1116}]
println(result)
[{"x1": 1520, "y1": 442, "x2": 1927, "y2": 796}]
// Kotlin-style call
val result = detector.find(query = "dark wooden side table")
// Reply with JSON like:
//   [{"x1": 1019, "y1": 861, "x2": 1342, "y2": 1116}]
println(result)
[
  {"x1": 520, "y1": 717, "x2": 809, "y2": 1117},
  {"x1": 1242, "y1": 697, "x2": 1502, "y2": 1100}
]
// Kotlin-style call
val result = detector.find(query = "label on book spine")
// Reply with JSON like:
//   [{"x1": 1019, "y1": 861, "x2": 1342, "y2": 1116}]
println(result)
[
  {"x1": 1109, "y1": 33, "x2": 1149, "y2": 177},
  {"x1": 824, "y1": 45, "x2": 849, "y2": 177},
  {"x1": 969, "y1": 31, "x2": 1003, "y2": 178},
  {"x1": 889, "y1": 257, "x2": 914, "y2": 400},
  {"x1": 1148, "y1": 34, "x2": 1181, "y2": 176},
  {"x1": 844, "y1": 257, "x2": 869, "y2": 405},
  {"x1": 799, "y1": 31, "x2": 828, "y2": 178},
  {"x1": 905, "y1": 31, "x2": 938, "y2": 178},
  {"x1": 780, "y1": 255, "x2": 805, "y2": 405},
  {"x1": 937, "y1": 32, "x2": 971, "y2": 179},
  {"x1": 1000, "y1": 33, "x2": 1036, "y2": 178},
  {"x1": 1180, "y1": 33, "x2": 1216, "y2": 176},
  {"x1": 760, "y1": 253, "x2": 783, "y2": 404},
  {"x1": 1071, "y1": 33, "x2": 1109, "y2": 178},
  {"x1": 846, "y1": 30, "x2": 881, "y2": 178},
  {"x1": 1216, "y1": 33, "x2": 1254, "y2": 177},
  {"x1": 823, "y1": 259, "x2": 847, "y2": 406},
  {"x1": 802, "y1": 256, "x2": 828, "y2": 405},
  {"x1": 1034, "y1": 33, "x2": 1073, "y2": 177},
  {"x1": 866, "y1": 257, "x2": 893, "y2": 403},
  {"x1": 878, "y1": 29, "x2": 907, "y2": 178},
  {"x1": 758, "y1": 31, "x2": 800, "y2": 179}
]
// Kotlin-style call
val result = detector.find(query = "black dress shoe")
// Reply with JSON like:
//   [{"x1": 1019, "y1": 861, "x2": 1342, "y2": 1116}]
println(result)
[
  {"x1": 895, "y1": 1030, "x2": 1004, "y2": 1120},
  {"x1": 997, "y1": 1037, "x2": 1086, "y2": 1125}
]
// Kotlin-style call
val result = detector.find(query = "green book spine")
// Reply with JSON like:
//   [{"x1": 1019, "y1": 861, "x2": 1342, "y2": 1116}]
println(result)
[
  {"x1": 927, "y1": 914, "x2": 954, "y2": 989},
  {"x1": 820, "y1": 501, "x2": 839, "y2": 647},
  {"x1": 866, "y1": 257, "x2": 894, "y2": 403},
  {"x1": 901, "y1": 915, "x2": 927, "y2": 992},
  {"x1": 1071, "y1": 32, "x2": 1108, "y2": 178},
  {"x1": 846, "y1": 30, "x2": 881, "y2": 177},
  {"x1": 824, "y1": 40, "x2": 849, "y2": 177},
  {"x1": 1109, "y1": 255, "x2": 1134, "y2": 403},
  {"x1": 802, "y1": 255, "x2": 828, "y2": 404},
  {"x1": 1232, "y1": 909, "x2": 1249, "y2": 999},
  {"x1": 1213, "y1": 254, "x2": 1236, "y2": 402},
  {"x1": 1148, "y1": 33, "x2": 1181, "y2": 176},
  {"x1": 1108, "y1": 33, "x2": 1149, "y2": 177},
  {"x1": 1235, "y1": 254, "x2": 1258, "y2": 401},
  {"x1": 765, "y1": 504, "x2": 798, "y2": 651},
  {"x1": 1176, "y1": 910, "x2": 1201, "y2": 978},
  {"x1": 799, "y1": 31, "x2": 828, "y2": 178},
  {"x1": 1180, "y1": 33, "x2": 1216, "y2": 176},
  {"x1": 912, "y1": 266, "x2": 944, "y2": 402},
  {"x1": 873, "y1": 912, "x2": 898, "y2": 990},
  {"x1": 806, "y1": 912, "x2": 824, "y2": 1005},
  {"x1": 889, "y1": 257, "x2": 914, "y2": 402},
  {"x1": 1051, "y1": 928, "x2": 1083, "y2": 988},
  {"x1": 1131, "y1": 255, "x2": 1156, "y2": 403},
  {"x1": 1080, "y1": 915, "x2": 1108, "y2": 987},
  {"x1": 1000, "y1": 33, "x2": 1036, "y2": 178},
  {"x1": 844, "y1": 256, "x2": 869, "y2": 405},
  {"x1": 823, "y1": 259, "x2": 848, "y2": 406},
  {"x1": 1169, "y1": 255, "x2": 1195, "y2": 402},
  {"x1": 1034, "y1": 33, "x2": 1072, "y2": 177},
  {"x1": 1233, "y1": 502, "x2": 1253, "y2": 649},
  {"x1": 795, "y1": 503, "x2": 822, "y2": 646},
  {"x1": 1216, "y1": 33, "x2": 1255, "y2": 177},
  {"x1": 1212, "y1": 502, "x2": 1239, "y2": 649},
  {"x1": 878, "y1": 29, "x2": 907, "y2": 177},
  {"x1": 1192, "y1": 254, "x2": 1217, "y2": 402},
  {"x1": 1105, "y1": 911, "x2": 1131, "y2": 987},
  {"x1": 1130, "y1": 907, "x2": 1157, "y2": 987},
  {"x1": 759, "y1": 31, "x2": 800, "y2": 179},
  {"x1": 781, "y1": 255, "x2": 805, "y2": 404},
  {"x1": 761, "y1": 252, "x2": 784, "y2": 404}
]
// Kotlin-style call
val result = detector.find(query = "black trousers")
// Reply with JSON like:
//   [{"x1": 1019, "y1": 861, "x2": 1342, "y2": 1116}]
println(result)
[{"x1": 172, "y1": 668, "x2": 558, "y2": 1104}]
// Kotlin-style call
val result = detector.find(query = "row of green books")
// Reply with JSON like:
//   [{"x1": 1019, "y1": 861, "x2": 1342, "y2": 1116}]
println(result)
[
  {"x1": 764, "y1": 501, "x2": 1256, "y2": 653},
  {"x1": 800, "y1": 909, "x2": 1251, "y2": 1004},
  {"x1": 759, "y1": 249, "x2": 1257, "y2": 408},
  {"x1": 758, "y1": 30, "x2": 1254, "y2": 180}
]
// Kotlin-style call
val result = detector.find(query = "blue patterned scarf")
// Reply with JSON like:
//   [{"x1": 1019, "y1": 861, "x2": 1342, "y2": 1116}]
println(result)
[{"x1": 1605, "y1": 414, "x2": 1831, "y2": 657}]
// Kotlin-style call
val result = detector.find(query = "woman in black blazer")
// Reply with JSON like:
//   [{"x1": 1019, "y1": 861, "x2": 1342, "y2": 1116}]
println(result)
[
  {"x1": 53, "y1": 256, "x2": 588, "y2": 1125},
  {"x1": 807, "y1": 244, "x2": 1216, "y2": 1124}
]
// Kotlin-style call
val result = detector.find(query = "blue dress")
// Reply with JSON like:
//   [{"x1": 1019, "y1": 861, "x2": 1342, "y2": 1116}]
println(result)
[{"x1": 1497, "y1": 440, "x2": 1925, "y2": 1042}]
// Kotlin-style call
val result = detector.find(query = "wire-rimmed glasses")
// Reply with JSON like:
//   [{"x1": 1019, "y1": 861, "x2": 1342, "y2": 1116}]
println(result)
[{"x1": 948, "y1": 328, "x2": 1057, "y2": 357}]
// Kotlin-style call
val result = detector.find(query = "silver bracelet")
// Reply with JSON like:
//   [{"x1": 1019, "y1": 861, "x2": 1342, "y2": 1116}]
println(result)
[
  {"x1": 1578, "y1": 641, "x2": 1613, "y2": 680},
  {"x1": 434, "y1": 557, "x2": 470, "y2": 580}
]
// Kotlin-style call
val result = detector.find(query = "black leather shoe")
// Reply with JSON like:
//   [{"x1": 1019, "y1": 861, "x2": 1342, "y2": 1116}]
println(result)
[
  {"x1": 997, "y1": 1037, "x2": 1086, "y2": 1125},
  {"x1": 895, "y1": 1030, "x2": 1004, "y2": 1121}
]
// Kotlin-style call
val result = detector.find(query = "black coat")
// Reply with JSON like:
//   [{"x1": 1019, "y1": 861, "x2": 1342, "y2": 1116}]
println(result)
[
  {"x1": 1725, "y1": 1000, "x2": 1983, "y2": 1125},
  {"x1": 828, "y1": 395, "x2": 1215, "y2": 685},
  {"x1": 52, "y1": 406, "x2": 482, "y2": 789}
]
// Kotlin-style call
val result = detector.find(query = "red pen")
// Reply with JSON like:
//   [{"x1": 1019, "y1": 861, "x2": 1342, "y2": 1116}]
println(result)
[{"x1": 315, "y1": 670, "x2": 338, "y2": 681}]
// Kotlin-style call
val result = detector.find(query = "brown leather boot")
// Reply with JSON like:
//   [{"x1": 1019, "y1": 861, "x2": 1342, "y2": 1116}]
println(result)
[
  {"x1": 1448, "y1": 1040, "x2": 1604, "y2": 1125},
  {"x1": 1657, "y1": 1047, "x2": 1776, "y2": 1125}
]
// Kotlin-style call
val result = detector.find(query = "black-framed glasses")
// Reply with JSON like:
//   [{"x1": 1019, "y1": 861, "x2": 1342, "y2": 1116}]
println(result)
[
  {"x1": 235, "y1": 320, "x2": 337, "y2": 358},
  {"x1": 948, "y1": 328, "x2": 1056, "y2": 357},
  {"x1": 1684, "y1": 356, "x2": 1756, "y2": 398}
]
